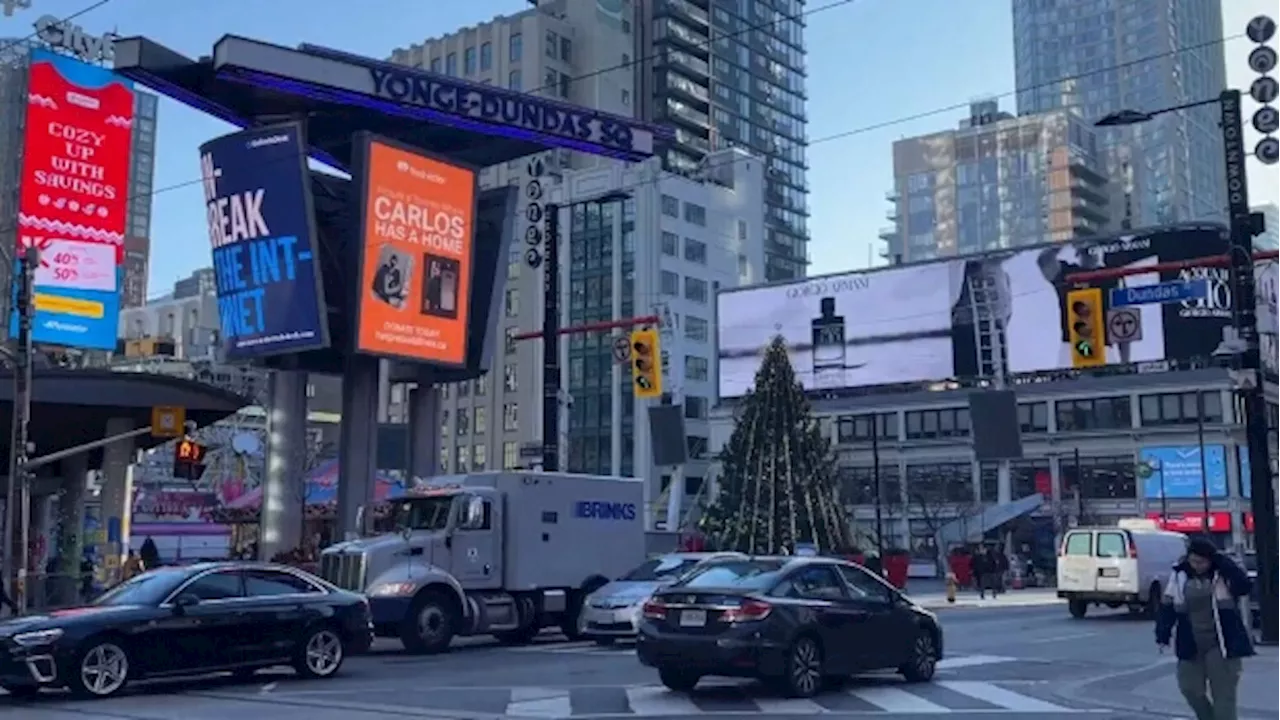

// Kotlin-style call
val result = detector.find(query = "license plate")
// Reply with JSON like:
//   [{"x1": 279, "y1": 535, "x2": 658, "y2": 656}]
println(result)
[
  {"x1": 679, "y1": 609, "x2": 707, "y2": 627},
  {"x1": 1100, "y1": 568, "x2": 1119, "y2": 578}
]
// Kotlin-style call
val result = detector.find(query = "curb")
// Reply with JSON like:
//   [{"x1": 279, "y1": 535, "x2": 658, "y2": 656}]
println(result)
[{"x1": 1053, "y1": 659, "x2": 1277, "y2": 720}]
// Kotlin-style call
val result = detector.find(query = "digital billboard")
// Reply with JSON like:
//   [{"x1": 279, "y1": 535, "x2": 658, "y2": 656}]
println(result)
[
  {"x1": 717, "y1": 224, "x2": 1271, "y2": 397},
  {"x1": 12, "y1": 49, "x2": 133, "y2": 350},
  {"x1": 199, "y1": 122, "x2": 330, "y2": 358},
  {"x1": 355, "y1": 135, "x2": 476, "y2": 366},
  {"x1": 1138, "y1": 445, "x2": 1228, "y2": 499}
]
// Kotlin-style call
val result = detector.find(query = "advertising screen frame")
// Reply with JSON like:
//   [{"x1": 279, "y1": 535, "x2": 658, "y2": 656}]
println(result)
[
  {"x1": 14, "y1": 48, "x2": 133, "y2": 351},
  {"x1": 1138, "y1": 444, "x2": 1230, "y2": 499},
  {"x1": 351, "y1": 132, "x2": 479, "y2": 368},
  {"x1": 200, "y1": 121, "x2": 332, "y2": 359}
]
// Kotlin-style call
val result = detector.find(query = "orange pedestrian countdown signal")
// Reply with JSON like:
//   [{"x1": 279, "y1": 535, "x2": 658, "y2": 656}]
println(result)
[{"x1": 174, "y1": 439, "x2": 207, "y2": 466}]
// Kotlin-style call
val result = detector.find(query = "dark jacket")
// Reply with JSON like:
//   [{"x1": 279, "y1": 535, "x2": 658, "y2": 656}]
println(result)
[{"x1": 1155, "y1": 555, "x2": 1255, "y2": 661}]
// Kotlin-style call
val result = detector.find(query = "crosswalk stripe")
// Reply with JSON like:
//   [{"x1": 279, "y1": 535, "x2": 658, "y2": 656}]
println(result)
[
  {"x1": 851, "y1": 686, "x2": 951, "y2": 713},
  {"x1": 624, "y1": 686, "x2": 704, "y2": 716},
  {"x1": 507, "y1": 687, "x2": 573, "y2": 718},
  {"x1": 751, "y1": 697, "x2": 827, "y2": 714},
  {"x1": 937, "y1": 681, "x2": 1073, "y2": 713}
]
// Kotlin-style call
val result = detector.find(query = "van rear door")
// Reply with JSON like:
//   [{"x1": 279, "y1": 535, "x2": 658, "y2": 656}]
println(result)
[
  {"x1": 1094, "y1": 530, "x2": 1139, "y2": 594},
  {"x1": 1058, "y1": 531, "x2": 1095, "y2": 592}
]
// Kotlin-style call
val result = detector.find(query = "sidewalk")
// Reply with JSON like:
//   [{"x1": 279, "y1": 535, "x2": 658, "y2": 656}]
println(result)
[
  {"x1": 1128, "y1": 648, "x2": 1278, "y2": 718},
  {"x1": 901, "y1": 579, "x2": 1063, "y2": 610}
]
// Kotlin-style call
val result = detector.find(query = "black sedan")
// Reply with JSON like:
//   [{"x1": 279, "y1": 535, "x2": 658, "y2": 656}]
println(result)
[
  {"x1": 636, "y1": 556, "x2": 943, "y2": 697},
  {"x1": 0, "y1": 561, "x2": 372, "y2": 700}
]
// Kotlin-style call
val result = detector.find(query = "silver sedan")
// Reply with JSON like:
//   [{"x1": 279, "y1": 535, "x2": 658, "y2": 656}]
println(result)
[{"x1": 580, "y1": 552, "x2": 744, "y2": 645}]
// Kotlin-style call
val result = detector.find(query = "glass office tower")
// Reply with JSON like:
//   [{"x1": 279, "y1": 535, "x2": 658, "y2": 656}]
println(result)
[{"x1": 1012, "y1": 0, "x2": 1228, "y2": 230}]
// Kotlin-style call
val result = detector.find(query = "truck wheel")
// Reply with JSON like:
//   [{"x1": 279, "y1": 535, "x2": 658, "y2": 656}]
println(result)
[
  {"x1": 1068, "y1": 599, "x2": 1088, "y2": 619},
  {"x1": 401, "y1": 591, "x2": 458, "y2": 654}
]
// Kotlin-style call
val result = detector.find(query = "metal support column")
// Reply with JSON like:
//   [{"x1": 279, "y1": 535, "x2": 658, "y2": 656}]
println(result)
[
  {"x1": 337, "y1": 355, "x2": 380, "y2": 539},
  {"x1": 407, "y1": 373, "x2": 441, "y2": 480},
  {"x1": 262, "y1": 370, "x2": 309, "y2": 560}
]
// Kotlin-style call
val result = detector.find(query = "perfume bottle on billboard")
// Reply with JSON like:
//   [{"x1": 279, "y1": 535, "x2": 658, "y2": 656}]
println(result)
[{"x1": 811, "y1": 296, "x2": 846, "y2": 388}]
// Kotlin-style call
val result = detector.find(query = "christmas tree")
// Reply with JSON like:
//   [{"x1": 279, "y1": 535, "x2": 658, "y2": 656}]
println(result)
[{"x1": 699, "y1": 336, "x2": 852, "y2": 554}]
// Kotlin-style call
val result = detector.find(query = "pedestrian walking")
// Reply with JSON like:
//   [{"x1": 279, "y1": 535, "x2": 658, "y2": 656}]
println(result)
[
  {"x1": 993, "y1": 548, "x2": 1010, "y2": 594},
  {"x1": 1156, "y1": 537, "x2": 1254, "y2": 720},
  {"x1": 973, "y1": 548, "x2": 993, "y2": 599}
]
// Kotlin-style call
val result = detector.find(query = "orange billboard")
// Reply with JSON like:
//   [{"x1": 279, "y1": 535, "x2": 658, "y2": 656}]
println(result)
[{"x1": 355, "y1": 137, "x2": 477, "y2": 366}]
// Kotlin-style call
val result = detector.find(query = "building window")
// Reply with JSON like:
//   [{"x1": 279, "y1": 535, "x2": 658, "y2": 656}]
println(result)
[
  {"x1": 505, "y1": 328, "x2": 518, "y2": 355},
  {"x1": 684, "y1": 395, "x2": 708, "y2": 419},
  {"x1": 683, "y1": 238, "x2": 707, "y2": 264},
  {"x1": 445, "y1": 53, "x2": 457, "y2": 75},
  {"x1": 474, "y1": 376, "x2": 488, "y2": 396},
  {"x1": 1059, "y1": 454, "x2": 1137, "y2": 500},
  {"x1": 661, "y1": 231, "x2": 678, "y2": 256},
  {"x1": 430, "y1": 57, "x2": 441, "y2": 73},
  {"x1": 837, "y1": 465, "x2": 903, "y2": 508},
  {"x1": 503, "y1": 364, "x2": 518, "y2": 392},
  {"x1": 979, "y1": 460, "x2": 1051, "y2": 502},
  {"x1": 473, "y1": 445, "x2": 487, "y2": 471},
  {"x1": 456, "y1": 409, "x2": 469, "y2": 436},
  {"x1": 661, "y1": 195, "x2": 680, "y2": 217},
  {"x1": 545, "y1": 31, "x2": 558, "y2": 58},
  {"x1": 480, "y1": 42, "x2": 492, "y2": 71},
  {"x1": 455, "y1": 446, "x2": 469, "y2": 473},
  {"x1": 505, "y1": 288, "x2": 520, "y2": 317},
  {"x1": 503, "y1": 403, "x2": 519, "y2": 431},
  {"x1": 544, "y1": 68, "x2": 558, "y2": 92},
  {"x1": 621, "y1": 89, "x2": 631, "y2": 106},
  {"x1": 1056, "y1": 396, "x2": 1132, "y2": 431},
  {"x1": 836, "y1": 413, "x2": 898, "y2": 442},
  {"x1": 904, "y1": 407, "x2": 970, "y2": 440},
  {"x1": 684, "y1": 315, "x2": 709, "y2": 342},
  {"x1": 683, "y1": 202, "x2": 707, "y2": 226},
  {"x1": 508, "y1": 70, "x2": 522, "y2": 90},
  {"x1": 685, "y1": 355, "x2": 709, "y2": 381},
  {"x1": 1139, "y1": 391, "x2": 1223, "y2": 426},
  {"x1": 464, "y1": 47, "x2": 476, "y2": 74},
  {"x1": 439, "y1": 448, "x2": 449, "y2": 473},
  {"x1": 503, "y1": 442, "x2": 519, "y2": 469},
  {"x1": 1018, "y1": 402, "x2": 1049, "y2": 433},
  {"x1": 660, "y1": 270, "x2": 679, "y2": 295},
  {"x1": 509, "y1": 33, "x2": 522, "y2": 62},
  {"x1": 474, "y1": 407, "x2": 487, "y2": 435},
  {"x1": 905, "y1": 462, "x2": 974, "y2": 505},
  {"x1": 684, "y1": 276, "x2": 708, "y2": 303}
]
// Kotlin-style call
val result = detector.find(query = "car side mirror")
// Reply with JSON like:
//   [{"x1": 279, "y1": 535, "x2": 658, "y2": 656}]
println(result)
[{"x1": 172, "y1": 594, "x2": 199, "y2": 612}]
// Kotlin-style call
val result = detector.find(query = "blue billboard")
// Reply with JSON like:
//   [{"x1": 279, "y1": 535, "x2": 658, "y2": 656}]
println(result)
[
  {"x1": 199, "y1": 123, "x2": 329, "y2": 358},
  {"x1": 1139, "y1": 445, "x2": 1228, "y2": 499}
]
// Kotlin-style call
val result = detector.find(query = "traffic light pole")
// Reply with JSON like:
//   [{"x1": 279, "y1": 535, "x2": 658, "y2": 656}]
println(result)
[
  {"x1": 541, "y1": 203, "x2": 561, "y2": 472},
  {"x1": 5, "y1": 247, "x2": 35, "y2": 611}
]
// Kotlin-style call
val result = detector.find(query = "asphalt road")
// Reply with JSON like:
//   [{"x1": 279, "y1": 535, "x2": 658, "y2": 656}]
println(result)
[{"x1": 3, "y1": 596, "x2": 1275, "y2": 719}]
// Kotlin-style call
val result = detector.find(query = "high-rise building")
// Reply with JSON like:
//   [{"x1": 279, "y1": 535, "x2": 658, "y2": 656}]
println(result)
[
  {"x1": 1255, "y1": 203, "x2": 1279, "y2": 251},
  {"x1": 636, "y1": 0, "x2": 809, "y2": 281},
  {"x1": 1012, "y1": 0, "x2": 1228, "y2": 230},
  {"x1": 881, "y1": 100, "x2": 1110, "y2": 263}
]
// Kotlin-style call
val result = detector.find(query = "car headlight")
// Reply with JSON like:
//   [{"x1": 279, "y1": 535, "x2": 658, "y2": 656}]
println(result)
[
  {"x1": 368, "y1": 582, "x2": 418, "y2": 597},
  {"x1": 12, "y1": 629, "x2": 62, "y2": 647}
]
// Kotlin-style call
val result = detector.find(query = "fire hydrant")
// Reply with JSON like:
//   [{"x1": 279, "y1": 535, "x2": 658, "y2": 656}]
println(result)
[{"x1": 945, "y1": 572, "x2": 958, "y2": 603}]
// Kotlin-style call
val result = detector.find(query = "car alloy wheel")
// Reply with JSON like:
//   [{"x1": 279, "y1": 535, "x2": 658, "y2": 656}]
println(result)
[
  {"x1": 901, "y1": 631, "x2": 937, "y2": 682},
  {"x1": 79, "y1": 642, "x2": 130, "y2": 697},
  {"x1": 787, "y1": 637, "x2": 823, "y2": 697},
  {"x1": 304, "y1": 630, "x2": 344, "y2": 677}
]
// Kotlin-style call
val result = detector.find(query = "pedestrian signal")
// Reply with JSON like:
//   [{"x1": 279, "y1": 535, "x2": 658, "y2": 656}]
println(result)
[
  {"x1": 630, "y1": 328, "x2": 662, "y2": 399},
  {"x1": 1066, "y1": 288, "x2": 1105, "y2": 369},
  {"x1": 173, "y1": 438, "x2": 208, "y2": 481}
]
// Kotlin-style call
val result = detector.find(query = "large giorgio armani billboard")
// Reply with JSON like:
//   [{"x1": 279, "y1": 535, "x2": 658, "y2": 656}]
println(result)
[{"x1": 716, "y1": 224, "x2": 1280, "y2": 398}]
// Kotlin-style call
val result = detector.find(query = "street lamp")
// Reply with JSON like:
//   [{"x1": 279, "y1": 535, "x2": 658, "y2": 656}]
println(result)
[
  {"x1": 1094, "y1": 90, "x2": 1279, "y2": 645},
  {"x1": 540, "y1": 190, "x2": 631, "y2": 472}
]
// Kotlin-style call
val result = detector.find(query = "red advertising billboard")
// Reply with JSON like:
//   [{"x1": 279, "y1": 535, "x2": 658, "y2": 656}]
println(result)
[
  {"x1": 1146, "y1": 511, "x2": 1233, "y2": 533},
  {"x1": 14, "y1": 48, "x2": 133, "y2": 350}
]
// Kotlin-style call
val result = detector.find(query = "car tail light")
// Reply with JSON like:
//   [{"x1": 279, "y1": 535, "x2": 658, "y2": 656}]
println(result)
[
  {"x1": 720, "y1": 599, "x2": 772, "y2": 623},
  {"x1": 642, "y1": 599, "x2": 668, "y2": 620},
  {"x1": 1127, "y1": 536, "x2": 1139, "y2": 559}
]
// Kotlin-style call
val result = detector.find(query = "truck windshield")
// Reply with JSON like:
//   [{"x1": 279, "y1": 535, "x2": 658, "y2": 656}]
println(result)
[{"x1": 389, "y1": 495, "x2": 456, "y2": 531}]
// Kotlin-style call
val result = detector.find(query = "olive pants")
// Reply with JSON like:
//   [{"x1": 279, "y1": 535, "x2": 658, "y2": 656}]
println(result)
[{"x1": 1176, "y1": 647, "x2": 1242, "y2": 720}]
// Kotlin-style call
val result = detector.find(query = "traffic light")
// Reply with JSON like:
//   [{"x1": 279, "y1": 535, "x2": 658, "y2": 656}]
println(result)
[
  {"x1": 630, "y1": 328, "x2": 662, "y2": 399},
  {"x1": 173, "y1": 438, "x2": 208, "y2": 481},
  {"x1": 1066, "y1": 288, "x2": 1106, "y2": 368}
]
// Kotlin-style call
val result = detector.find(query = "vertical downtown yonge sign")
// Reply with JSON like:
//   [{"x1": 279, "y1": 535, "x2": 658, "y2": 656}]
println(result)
[
  {"x1": 200, "y1": 123, "x2": 330, "y2": 358},
  {"x1": 13, "y1": 49, "x2": 133, "y2": 350}
]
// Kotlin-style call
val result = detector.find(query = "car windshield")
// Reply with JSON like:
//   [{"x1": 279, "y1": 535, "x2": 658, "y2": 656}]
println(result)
[
  {"x1": 675, "y1": 559, "x2": 788, "y2": 589},
  {"x1": 92, "y1": 568, "x2": 189, "y2": 607},
  {"x1": 389, "y1": 494, "x2": 456, "y2": 531},
  {"x1": 620, "y1": 557, "x2": 702, "y2": 582}
]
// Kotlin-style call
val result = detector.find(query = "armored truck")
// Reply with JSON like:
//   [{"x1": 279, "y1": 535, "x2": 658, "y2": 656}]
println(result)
[{"x1": 319, "y1": 471, "x2": 645, "y2": 653}]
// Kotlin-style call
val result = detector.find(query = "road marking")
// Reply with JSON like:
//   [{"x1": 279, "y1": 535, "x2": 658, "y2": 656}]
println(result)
[
  {"x1": 1023, "y1": 632, "x2": 1098, "y2": 644},
  {"x1": 938, "y1": 681, "x2": 1073, "y2": 712},
  {"x1": 751, "y1": 697, "x2": 827, "y2": 714},
  {"x1": 623, "y1": 686, "x2": 704, "y2": 716},
  {"x1": 507, "y1": 687, "x2": 573, "y2": 718},
  {"x1": 936, "y1": 655, "x2": 1017, "y2": 669},
  {"x1": 853, "y1": 686, "x2": 950, "y2": 713}
]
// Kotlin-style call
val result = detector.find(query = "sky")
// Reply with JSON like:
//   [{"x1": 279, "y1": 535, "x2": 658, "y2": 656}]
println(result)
[{"x1": 3, "y1": 0, "x2": 1277, "y2": 297}]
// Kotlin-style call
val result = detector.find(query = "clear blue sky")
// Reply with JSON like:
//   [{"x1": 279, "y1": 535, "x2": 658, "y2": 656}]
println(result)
[{"x1": 5, "y1": 0, "x2": 1276, "y2": 297}]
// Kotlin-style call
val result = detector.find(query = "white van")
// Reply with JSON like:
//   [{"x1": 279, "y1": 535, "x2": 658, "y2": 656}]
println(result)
[{"x1": 1056, "y1": 520, "x2": 1189, "y2": 618}]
